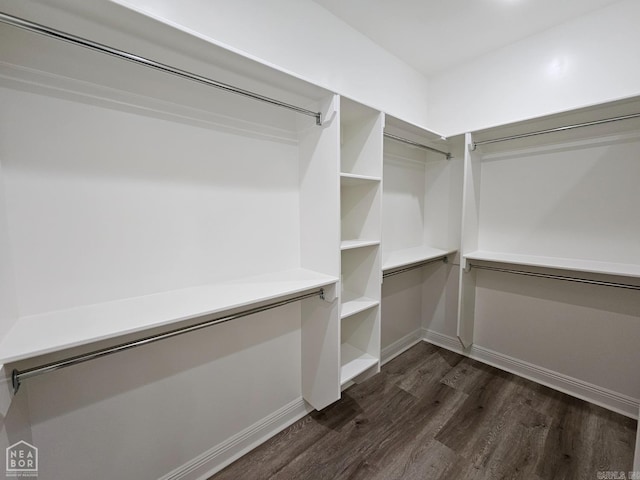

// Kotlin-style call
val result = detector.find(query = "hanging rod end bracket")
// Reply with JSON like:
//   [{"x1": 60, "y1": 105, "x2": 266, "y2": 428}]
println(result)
[
  {"x1": 446, "y1": 153, "x2": 453, "y2": 160},
  {"x1": 12, "y1": 369, "x2": 21, "y2": 395},
  {"x1": 315, "y1": 112, "x2": 322, "y2": 126}
]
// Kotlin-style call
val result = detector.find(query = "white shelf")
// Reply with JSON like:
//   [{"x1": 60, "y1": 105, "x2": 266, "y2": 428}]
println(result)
[
  {"x1": 382, "y1": 245, "x2": 457, "y2": 272},
  {"x1": 340, "y1": 240, "x2": 380, "y2": 251},
  {"x1": 340, "y1": 291, "x2": 379, "y2": 319},
  {"x1": 0, "y1": 268, "x2": 338, "y2": 365},
  {"x1": 340, "y1": 343, "x2": 378, "y2": 385},
  {"x1": 340, "y1": 173, "x2": 382, "y2": 186},
  {"x1": 0, "y1": 13, "x2": 332, "y2": 141},
  {"x1": 464, "y1": 250, "x2": 640, "y2": 279}
]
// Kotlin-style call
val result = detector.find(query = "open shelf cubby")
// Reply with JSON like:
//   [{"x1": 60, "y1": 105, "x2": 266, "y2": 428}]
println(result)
[
  {"x1": 340, "y1": 306, "x2": 380, "y2": 385},
  {"x1": 382, "y1": 115, "x2": 460, "y2": 275},
  {"x1": 340, "y1": 98, "x2": 383, "y2": 178},
  {"x1": 340, "y1": 177, "x2": 381, "y2": 243},
  {"x1": 341, "y1": 245, "x2": 381, "y2": 303}
]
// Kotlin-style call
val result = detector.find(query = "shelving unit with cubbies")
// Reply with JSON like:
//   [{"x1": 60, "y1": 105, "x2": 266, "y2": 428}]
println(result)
[{"x1": 338, "y1": 97, "x2": 383, "y2": 385}]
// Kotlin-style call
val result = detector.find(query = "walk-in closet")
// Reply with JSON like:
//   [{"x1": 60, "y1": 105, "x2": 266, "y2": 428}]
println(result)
[{"x1": 1, "y1": 0, "x2": 639, "y2": 478}]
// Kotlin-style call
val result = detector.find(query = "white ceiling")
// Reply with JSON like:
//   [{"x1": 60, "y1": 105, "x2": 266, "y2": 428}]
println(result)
[{"x1": 311, "y1": 0, "x2": 623, "y2": 77}]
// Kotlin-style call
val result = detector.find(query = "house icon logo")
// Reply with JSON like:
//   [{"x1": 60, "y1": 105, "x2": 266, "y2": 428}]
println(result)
[{"x1": 5, "y1": 440, "x2": 38, "y2": 477}]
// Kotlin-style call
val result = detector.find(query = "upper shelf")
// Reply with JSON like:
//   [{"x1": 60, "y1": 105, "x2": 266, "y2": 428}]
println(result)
[
  {"x1": 0, "y1": 7, "x2": 331, "y2": 137},
  {"x1": 464, "y1": 250, "x2": 640, "y2": 279},
  {"x1": 470, "y1": 96, "x2": 640, "y2": 154},
  {"x1": 384, "y1": 114, "x2": 446, "y2": 145},
  {"x1": 0, "y1": 269, "x2": 337, "y2": 365},
  {"x1": 383, "y1": 245, "x2": 456, "y2": 272}
]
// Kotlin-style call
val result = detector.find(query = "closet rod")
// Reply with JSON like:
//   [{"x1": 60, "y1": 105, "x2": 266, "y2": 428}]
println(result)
[
  {"x1": 0, "y1": 12, "x2": 323, "y2": 125},
  {"x1": 384, "y1": 133, "x2": 452, "y2": 160},
  {"x1": 383, "y1": 256, "x2": 448, "y2": 278},
  {"x1": 472, "y1": 112, "x2": 640, "y2": 150},
  {"x1": 11, "y1": 288, "x2": 325, "y2": 393},
  {"x1": 470, "y1": 264, "x2": 640, "y2": 291}
]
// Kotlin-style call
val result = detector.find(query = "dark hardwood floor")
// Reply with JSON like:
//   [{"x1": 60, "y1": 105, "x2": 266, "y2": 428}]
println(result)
[{"x1": 210, "y1": 342, "x2": 636, "y2": 480}]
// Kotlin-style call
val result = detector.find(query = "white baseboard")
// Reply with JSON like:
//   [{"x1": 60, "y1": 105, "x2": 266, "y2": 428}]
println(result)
[
  {"x1": 422, "y1": 329, "x2": 465, "y2": 354},
  {"x1": 422, "y1": 329, "x2": 639, "y2": 419},
  {"x1": 381, "y1": 329, "x2": 423, "y2": 366},
  {"x1": 160, "y1": 397, "x2": 312, "y2": 480}
]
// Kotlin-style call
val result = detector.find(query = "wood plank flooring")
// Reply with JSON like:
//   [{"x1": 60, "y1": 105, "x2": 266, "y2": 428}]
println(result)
[{"x1": 210, "y1": 342, "x2": 637, "y2": 480}]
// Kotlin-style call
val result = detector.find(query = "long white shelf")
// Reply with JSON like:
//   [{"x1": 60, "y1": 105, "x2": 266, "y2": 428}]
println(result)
[
  {"x1": 382, "y1": 245, "x2": 456, "y2": 272},
  {"x1": 340, "y1": 291, "x2": 379, "y2": 319},
  {"x1": 0, "y1": 268, "x2": 338, "y2": 365},
  {"x1": 340, "y1": 239, "x2": 380, "y2": 251},
  {"x1": 464, "y1": 250, "x2": 640, "y2": 279},
  {"x1": 340, "y1": 343, "x2": 378, "y2": 386}
]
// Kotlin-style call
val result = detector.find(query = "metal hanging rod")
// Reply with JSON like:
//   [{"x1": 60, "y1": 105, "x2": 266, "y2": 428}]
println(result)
[
  {"x1": 0, "y1": 12, "x2": 323, "y2": 125},
  {"x1": 11, "y1": 288, "x2": 325, "y2": 393},
  {"x1": 383, "y1": 256, "x2": 448, "y2": 278},
  {"x1": 470, "y1": 264, "x2": 640, "y2": 291},
  {"x1": 384, "y1": 133, "x2": 452, "y2": 160},
  {"x1": 472, "y1": 112, "x2": 640, "y2": 150}
]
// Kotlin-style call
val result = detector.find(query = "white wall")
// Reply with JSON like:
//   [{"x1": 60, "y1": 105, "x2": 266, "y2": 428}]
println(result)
[
  {"x1": 0, "y1": 375, "x2": 32, "y2": 474},
  {"x1": 474, "y1": 271, "x2": 640, "y2": 400},
  {"x1": 428, "y1": 0, "x2": 640, "y2": 135},
  {"x1": 1, "y1": 87, "x2": 300, "y2": 316},
  {"x1": 476, "y1": 136, "x2": 640, "y2": 263},
  {"x1": 0, "y1": 157, "x2": 28, "y2": 475},
  {"x1": 0, "y1": 162, "x2": 17, "y2": 341},
  {"x1": 105, "y1": 0, "x2": 432, "y2": 129},
  {"x1": 422, "y1": 264, "x2": 459, "y2": 339},
  {"x1": 381, "y1": 271, "x2": 422, "y2": 355}
]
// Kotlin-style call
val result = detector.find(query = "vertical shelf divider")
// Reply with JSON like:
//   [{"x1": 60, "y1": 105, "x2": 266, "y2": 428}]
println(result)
[
  {"x1": 300, "y1": 95, "x2": 342, "y2": 410},
  {"x1": 457, "y1": 132, "x2": 482, "y2": 349}
]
